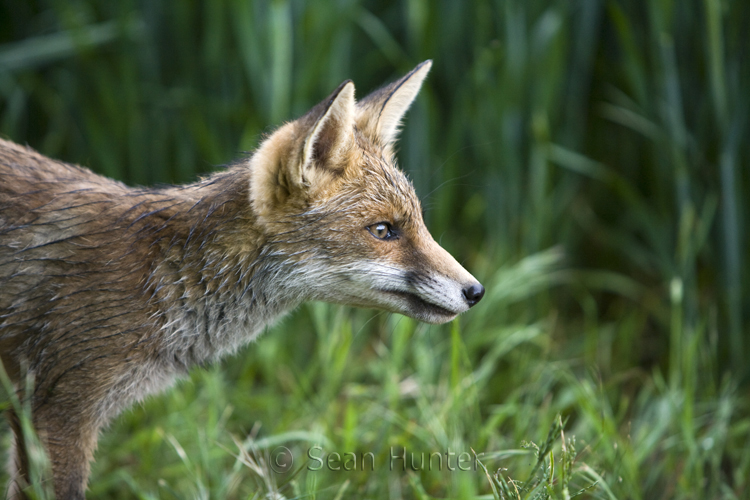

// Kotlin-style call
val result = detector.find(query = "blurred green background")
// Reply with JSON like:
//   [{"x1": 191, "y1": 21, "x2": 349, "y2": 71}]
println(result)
[{"x1": 1, "y1": 0, "x2": 749, "y2": 499}]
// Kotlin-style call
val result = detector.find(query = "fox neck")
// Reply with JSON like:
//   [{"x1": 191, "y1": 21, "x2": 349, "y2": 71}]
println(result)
[{"x1": 149, "y1": 166, "x2": 303, "y2": 369}]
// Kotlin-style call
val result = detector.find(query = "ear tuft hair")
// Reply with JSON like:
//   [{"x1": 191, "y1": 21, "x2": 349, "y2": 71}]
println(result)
[{"x1": 302, "y1": 80, "x2": 355, "y2": 176}]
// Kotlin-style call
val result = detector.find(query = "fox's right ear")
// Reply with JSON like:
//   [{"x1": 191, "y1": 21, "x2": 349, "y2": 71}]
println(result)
[{"x1": 250, "y1": 80, "x2": 356, "y2": 219}]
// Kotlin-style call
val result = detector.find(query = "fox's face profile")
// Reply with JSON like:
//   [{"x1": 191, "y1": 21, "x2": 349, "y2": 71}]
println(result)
[{"x1": 249, "y1": 61, "x2": 484, "y2": 323}]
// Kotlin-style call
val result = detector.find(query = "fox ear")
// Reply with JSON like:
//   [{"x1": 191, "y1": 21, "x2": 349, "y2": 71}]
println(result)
[
  {"x1": 298, "y1": 80, "x2": 355, "y2": 185},
  {"x1": 357, "y1": 60, "x2": 432, "y2": 147},
  {"x1": 250, "y1": 80, "x2": 355, "y2": 218}
]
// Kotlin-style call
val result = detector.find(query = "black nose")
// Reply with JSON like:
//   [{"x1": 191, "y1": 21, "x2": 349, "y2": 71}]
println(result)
[{"x1": 463, "y1": 283, "x2": 485, "y2": 307}]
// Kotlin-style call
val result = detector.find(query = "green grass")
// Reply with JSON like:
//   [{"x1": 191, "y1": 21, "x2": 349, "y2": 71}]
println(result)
[{"x1": 1, "y1": 0, "x2": 749, "y2": 498}]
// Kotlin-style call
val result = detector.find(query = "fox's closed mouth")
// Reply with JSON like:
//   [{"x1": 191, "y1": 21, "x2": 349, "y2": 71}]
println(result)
[{"x1": 380, "y1": 289, "x2": 458, "y2": 318}]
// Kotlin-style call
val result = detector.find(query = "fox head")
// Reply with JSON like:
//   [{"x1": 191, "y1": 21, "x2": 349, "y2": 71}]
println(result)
[{"x1": 249, "y1": 61, "x2": 484, "y2": 324}]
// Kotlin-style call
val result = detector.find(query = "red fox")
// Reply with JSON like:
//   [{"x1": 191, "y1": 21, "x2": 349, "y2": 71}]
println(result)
[{"x1": 0, "y1": 60, "x2": 484, "y2": 498}]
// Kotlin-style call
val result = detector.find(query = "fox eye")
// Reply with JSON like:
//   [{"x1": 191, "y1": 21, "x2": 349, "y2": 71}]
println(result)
[{"x1": 366, "y1": 222, "x2": 397, "y2": 240}]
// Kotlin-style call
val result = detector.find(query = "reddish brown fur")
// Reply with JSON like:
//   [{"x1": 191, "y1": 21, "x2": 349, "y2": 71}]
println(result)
[
  {"x1": 0, "y1": 62, "x2": 482, "y2": 498},
  {"x1": 0, "y1": 139, "x2": 262, "y2": 497}
]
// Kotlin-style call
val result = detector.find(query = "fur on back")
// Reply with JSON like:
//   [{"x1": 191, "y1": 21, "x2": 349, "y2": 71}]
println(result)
[{"x1": 0, "y1": 139, "x2": 287, "y2": 424}]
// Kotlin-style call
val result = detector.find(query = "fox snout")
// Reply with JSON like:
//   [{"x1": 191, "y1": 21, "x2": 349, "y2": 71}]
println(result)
[{"x1": 398, "y1": 237, "x2": 484, "y2": 324}]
